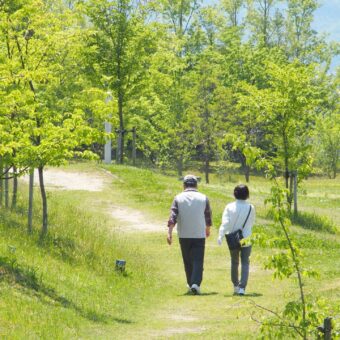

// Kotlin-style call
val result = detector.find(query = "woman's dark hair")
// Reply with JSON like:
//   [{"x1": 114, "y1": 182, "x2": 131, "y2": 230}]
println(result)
[{"x1": 234, "y1": 184, "x2": 249, "y2": 200}]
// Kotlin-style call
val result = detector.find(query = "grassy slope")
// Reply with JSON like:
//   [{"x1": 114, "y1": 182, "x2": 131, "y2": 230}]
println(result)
[{"x1": 0, "y1": 162, "x2": 339, "y2": 339}]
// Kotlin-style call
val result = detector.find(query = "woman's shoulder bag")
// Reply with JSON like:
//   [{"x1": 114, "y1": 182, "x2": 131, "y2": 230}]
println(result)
[{"x1": 225, "y1": 205, "x2": 252, "y2": 250}]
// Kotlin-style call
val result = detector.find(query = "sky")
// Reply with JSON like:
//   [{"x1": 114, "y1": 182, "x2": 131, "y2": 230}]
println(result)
[{"x1": 203, "y1": 0, "x2": 340, "y2": 71}]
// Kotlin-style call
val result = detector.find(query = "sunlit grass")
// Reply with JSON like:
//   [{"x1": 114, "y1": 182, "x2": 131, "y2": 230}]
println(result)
[{"x1": 0, "y1": 162, "x2": 339, "y2": 338}]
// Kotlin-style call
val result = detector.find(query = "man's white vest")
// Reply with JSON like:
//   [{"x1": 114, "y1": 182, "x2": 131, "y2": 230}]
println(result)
[{"x1": 176, "y1": 190, "x2": 207, "y2": 238}]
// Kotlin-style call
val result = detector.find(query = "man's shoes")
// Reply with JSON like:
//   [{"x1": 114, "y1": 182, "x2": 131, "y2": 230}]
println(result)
[
  {"x1": 233, "y1": 286, "x2": 239, "y2": 295},
  {"x1": 191, "y1": 284, "x2": 201, "y2": 295},
  {"x1": 186, "y1": 284, "x2": 191, "y2": 293},
  {"x1": 238, "y1": 288, "x2": 245, "y2": 295}
]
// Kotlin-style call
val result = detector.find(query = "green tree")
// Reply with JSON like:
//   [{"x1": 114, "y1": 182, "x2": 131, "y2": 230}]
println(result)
[
  {"x1": 285, "y1": 0, "x2": 319, "y2": 62},
  {"x1": 315, "y1": 114, "x2": 340, "y2": 179},
  {"x1": 83, "y1": 0, "x2": 156, "y2": 164},
  {"x1": 220, "y1": 0, "x2": 245, "y2": 27},
  {"x1": 0, "y1": 0, "x2": 98, "y2": 234},
  {"x1": 186, "y1": 48, "x2": 226, "y2": 183},
  {"x1": 154, "y1": 0, "x2": 201, "y2": 175},
  {"x1": 246, "y1": 0, "x2": 279, "y2": 46},
  {"x1": 238, "y1": 61, "x2": 319, "y2": 209}
]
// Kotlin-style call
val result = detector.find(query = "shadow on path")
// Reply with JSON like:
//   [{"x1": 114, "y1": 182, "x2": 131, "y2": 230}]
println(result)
[{"x1": 0, "y1": 256, "x2": 132, "y2": 325}]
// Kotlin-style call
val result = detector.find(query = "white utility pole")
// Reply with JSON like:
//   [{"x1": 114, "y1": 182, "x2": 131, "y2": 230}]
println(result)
[{"x1": 104, "y1": 92, "x2": 113, "y2": 164}]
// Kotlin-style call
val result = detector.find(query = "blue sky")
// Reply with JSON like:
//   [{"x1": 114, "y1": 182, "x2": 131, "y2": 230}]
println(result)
[{"x1": 203, "y1": 0, "x2": 340, "y2": 71}]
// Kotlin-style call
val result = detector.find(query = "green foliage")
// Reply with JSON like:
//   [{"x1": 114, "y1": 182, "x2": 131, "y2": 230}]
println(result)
[
  {"x1": 254, "y1": 183, "x2": 331, "y2": 339},
  {"x1": 314, "y1": 114, "x2": 340, "y2": 179}
]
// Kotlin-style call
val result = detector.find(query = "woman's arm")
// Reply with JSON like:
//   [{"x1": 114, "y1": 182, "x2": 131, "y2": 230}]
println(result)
[{"x1": 218, "y1": 205, "x2": 231, "y2": 238}]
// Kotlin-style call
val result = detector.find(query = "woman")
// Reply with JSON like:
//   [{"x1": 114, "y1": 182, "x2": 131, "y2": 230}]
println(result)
[{"x1": 217, "y1": 184, "x2": 256, "y2": 295}]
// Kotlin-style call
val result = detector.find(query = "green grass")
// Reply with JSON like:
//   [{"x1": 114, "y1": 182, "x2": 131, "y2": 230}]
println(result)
[
  {"x1": 291, "y1": 211, "x2": 337, "y2": 234},
  {"x1": 0, "y1": 162, "x2": 339, "y2": 339},
  {"x1": 0, "y1": 180, "x2": 161, "y2": 338}
]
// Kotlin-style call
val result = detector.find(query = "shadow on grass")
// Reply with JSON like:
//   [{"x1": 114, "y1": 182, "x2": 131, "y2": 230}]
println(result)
[
  {"x1": 0, "y1": 209, "x2": 79, "y2": 264},
  {"x1": 291, "y1": 212, "x2": 337, "y2": 234},
  {"x1": 180, "y1": 291, "x2": 218, "y2": 297},
  {"x1": 37, "y1": 233, "x2": 79, "y2": 264},
  {"x1": 0, "y1": 256, "x2": 132, "y2": 325},
  {"x1": 0, "y1": 208, "x2": 24, "y2": 229},
  {"x1": 223, "y1": 292, "x2": 263, "y2": 298},
  {"x1": 244, "y1": 292, "x2": 263, "y2": 297}
]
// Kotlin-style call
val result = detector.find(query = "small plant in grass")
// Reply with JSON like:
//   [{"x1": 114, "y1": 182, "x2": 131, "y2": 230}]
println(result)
[{"x1": 252, "y1": 182, "x2": 328, "y2": 339}]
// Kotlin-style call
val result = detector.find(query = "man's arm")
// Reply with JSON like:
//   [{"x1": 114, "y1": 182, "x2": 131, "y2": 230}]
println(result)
[
  {"x1": 167, "y1": 224, "x2": 175, "y2": 245},
  {"x1": 167, "y1": 198, "x2": 178, "y2": 245},
  {"x1": 205, "y1": 197, "x2": 212, "y2": 237}
]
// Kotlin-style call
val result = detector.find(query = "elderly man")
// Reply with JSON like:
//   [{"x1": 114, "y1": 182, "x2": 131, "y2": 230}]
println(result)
[{"x1": 167, "y1": 174, "x2": 212, "y2": 295}]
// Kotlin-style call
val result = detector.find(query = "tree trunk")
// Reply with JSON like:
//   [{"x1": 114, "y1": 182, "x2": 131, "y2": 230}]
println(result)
[
  {"x1": 5, "y1": 167, "x2": 9, "y2": 208},
  {"x1": 204, "y1": 157, "x2": 210, "y2": 184},
  {"x1": 119, "y1": 129, "x2": 124, "y2": 164},
  {"x1": 11, "y1": 166, "x2": 18, "y2": 209},
  {"x1": 288, "y1": 172, "x2": 293, "y2": 211},
  {"x1": 0, "y1": 158, "x2": 3, "y2": 207},
  {"x1": 293, "y1": 171, "x2": 298, "y2": 216},
  {"x1": 38, "y1": 166, "x2": 48, "y2": 236},
  {"x1": 177, "y1": 157, "x2": 183, "y2": 177},
  {"x1": 117, "y1": 94, "x2": 124, "y2": 164},
  {"x1": 285, "y1": 167, "x2": 289, "y2": 189},
  {"x1": 245, "y1": 165, "x2": 250, "y2": 183},
  {"x1": 241, "y1": 154, "x2": 250, "y2": 183},
  {"x1": 283, "y1": 130, "x2": 289, "y2": 190},
  {"x1": 117, "y1": 44, "x2": 124, "y2": 164},
  {"x1": 132, "y1": 127, "x2": 136, "y2": 166},
  {"x1": 28, "y1": 168, "x2": 34, "y2": 233}
]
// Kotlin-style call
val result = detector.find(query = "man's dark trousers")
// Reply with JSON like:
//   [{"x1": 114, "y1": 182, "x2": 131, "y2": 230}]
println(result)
[{"x1": 179, "y1": 238, "x2": 205, "y2": 286}]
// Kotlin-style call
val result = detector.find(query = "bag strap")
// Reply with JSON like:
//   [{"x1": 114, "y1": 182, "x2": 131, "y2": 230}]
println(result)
[{"x1": 241, "y1": 206, "x2": 252, "y2": 231}]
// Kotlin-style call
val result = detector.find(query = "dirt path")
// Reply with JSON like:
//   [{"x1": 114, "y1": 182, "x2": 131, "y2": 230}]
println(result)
[
  {"x1": 22, "y1": 168, "x2": 105, "y2": 192},
  {"x1": 22, "y1": 167, "x2": 162, "y2": 233}
]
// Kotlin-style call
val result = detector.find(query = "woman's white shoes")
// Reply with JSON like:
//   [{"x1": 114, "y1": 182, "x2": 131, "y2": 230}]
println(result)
[
  {"x1": 238, "y1": 288, "x2": 245, "y2": 295},
  {"x1": 234, "y1": 286, "x2": 245, "y2": 295}
]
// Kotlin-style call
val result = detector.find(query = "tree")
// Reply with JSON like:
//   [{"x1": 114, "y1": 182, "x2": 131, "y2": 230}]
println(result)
[
  {"x1": 0, "y1": 0, "x2": 98, "y2": 234},
  {"x1": 313, "y1": 69, "x2": 340, "y2": 179},
  {"x1": 83, "y1": 0, "x2": 156, "y2": 164},
  {"x1": 187, "y1": 48, "x2": 226, "y2": 183},
  {"x1": 285, "y1": 0, "x2": 320, "y2": 62},
  {"x1": 315, "y1": 114, "x2": 340, "y2": 179},
  {"x1": 238, "y1": 61, "x2": 319, "y2": 209},
  {"x1": 221, "y1": 0, "x2": 245, "y2": 27},
  {"x1": 219, "y1": 43, "x2": 281, "y2": 182},
  {"x1": 154, "y1": 0, "x2": 201, "y2": 176},
  {"x1": 246, "y1": 0, "x2": 279, "y2": 47}
]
